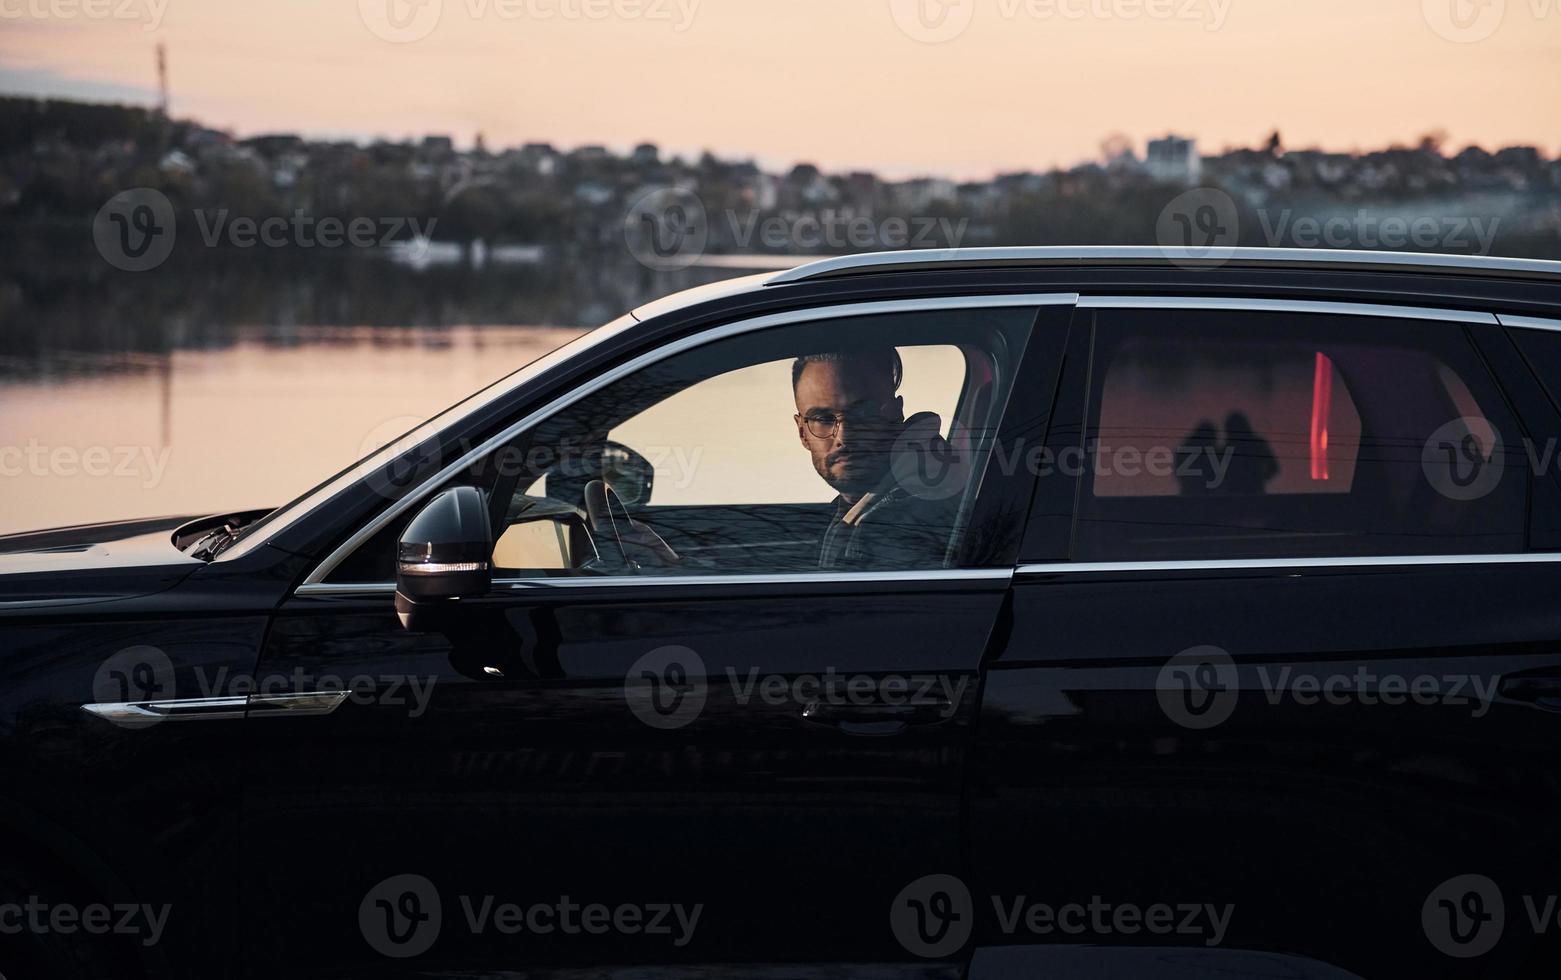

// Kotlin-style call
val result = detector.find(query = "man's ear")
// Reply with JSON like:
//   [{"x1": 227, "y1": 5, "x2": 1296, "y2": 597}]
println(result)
[{"x1": 794, "y1": 413, "x2": 809, "y2": 449}]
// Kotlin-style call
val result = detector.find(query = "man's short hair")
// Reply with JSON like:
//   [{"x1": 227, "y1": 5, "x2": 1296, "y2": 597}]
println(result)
[{"x1": 791, "y1": 348, "x2": 903, "y2": 392}]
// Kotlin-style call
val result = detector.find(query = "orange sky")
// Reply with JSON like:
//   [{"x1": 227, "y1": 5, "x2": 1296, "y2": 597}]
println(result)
[{"x1": 2, "y1": 0, "x2": 1557, "y2": 179}]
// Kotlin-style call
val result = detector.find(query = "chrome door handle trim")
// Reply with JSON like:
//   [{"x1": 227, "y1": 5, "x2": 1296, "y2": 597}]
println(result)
[
  {"x1": 81, "y1": 695, "x2": 248, "y2": 723},
  {"x1": 82, "y1": 691, "x2": 351, "y2": 723},
  {"x1": 247, "y1": 691, "x2": 351, "y2": 717}
]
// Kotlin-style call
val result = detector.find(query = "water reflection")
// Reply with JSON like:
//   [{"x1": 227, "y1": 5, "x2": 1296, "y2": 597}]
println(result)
[
  {"x1": 0, "y1": 251, "x2": 766, "y2": 377},
  {"x1": 0, "y1": 325, "x2": 586, "y2": 535}
]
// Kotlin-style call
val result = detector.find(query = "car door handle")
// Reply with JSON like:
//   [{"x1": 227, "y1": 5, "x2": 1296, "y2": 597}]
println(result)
[
  {"x1": 1499, "y1": 672, "x2": 1561, "y2": 711},
  {"x1": 801, "y1": 699, "x2": 954, "y2": 735}
]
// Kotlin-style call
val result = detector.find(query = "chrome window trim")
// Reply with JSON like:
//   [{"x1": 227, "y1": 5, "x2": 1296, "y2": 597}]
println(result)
[
  {"x1": 298, "y1": 293, "x2": 1078, "y2": 590},
  {"x1": 297, "y1": 567, "x2": 1014, "y2": 597},
  {"x1": 1498, "y1": 314, "x2": 1561, "y2": 333},
  {"x1": 1077, "y1": 295, "x2": 1497, "y2": 325},
  {"x1": 767, "y1": 246, "x2": 1561, "y2": 285},
  {"x1": 1017, "y1": 553, "x2": 1561, "y2": 576}
]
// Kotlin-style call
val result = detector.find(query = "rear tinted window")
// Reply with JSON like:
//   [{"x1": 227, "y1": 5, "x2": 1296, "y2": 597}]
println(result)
[{"x1": 1075, "y1": 310, "x2": 1525, "y2": 561}]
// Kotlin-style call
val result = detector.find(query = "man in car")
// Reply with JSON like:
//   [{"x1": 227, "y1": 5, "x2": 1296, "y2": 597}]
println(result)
[{"x1": 792, "y1": 348, "x2": 963, "y2": 569}]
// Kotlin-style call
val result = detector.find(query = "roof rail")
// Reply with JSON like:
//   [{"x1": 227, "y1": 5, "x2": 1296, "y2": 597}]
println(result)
[{"x1": 764, "y1": 246, "x2": 1561, "y2": 285}]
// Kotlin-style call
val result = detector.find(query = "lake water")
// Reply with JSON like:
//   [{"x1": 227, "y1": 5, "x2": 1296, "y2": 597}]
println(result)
[
  {"x1": 0, "y1": 325, "x2": 587, "y2": 535},
  {"x1": 0, "y1": 248, "x2": 794, "y2": 536}
]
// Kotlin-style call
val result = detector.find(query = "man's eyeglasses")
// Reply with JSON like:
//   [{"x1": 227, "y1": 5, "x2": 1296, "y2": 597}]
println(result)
[{"x1": 796, "y1": 402, "x2": 896, "y2": 440}]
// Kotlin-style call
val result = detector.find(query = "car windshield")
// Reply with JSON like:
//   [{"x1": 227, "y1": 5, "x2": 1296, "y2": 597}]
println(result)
[{"x1": 220, "y1": 313, "x2": 641, "y2": 559}]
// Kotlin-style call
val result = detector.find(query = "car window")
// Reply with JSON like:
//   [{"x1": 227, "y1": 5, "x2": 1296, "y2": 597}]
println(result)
[
  {"x1": 322, "y1": 307, "x2": 1038, "y2": 582},
  {"x1": 591, "y1": 345, "x2": 966, "y2": 507},
  {"x1": 1074, "y1": 309, "x2": 1526, "y2": 560}
]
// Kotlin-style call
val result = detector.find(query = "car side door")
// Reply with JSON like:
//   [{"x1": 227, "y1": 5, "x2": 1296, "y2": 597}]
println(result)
[
  {"x1": 240, "y1": 297, "x2": 1072, "y2": 978},
  {"x1": 970, "y1": 299, "x2": 1561, "y2": 980}
]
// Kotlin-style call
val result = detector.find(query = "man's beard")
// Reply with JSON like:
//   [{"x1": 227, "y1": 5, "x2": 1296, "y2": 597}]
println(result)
[{"x1": 817, "y1": 450, "x2": 889, "y2": 497}]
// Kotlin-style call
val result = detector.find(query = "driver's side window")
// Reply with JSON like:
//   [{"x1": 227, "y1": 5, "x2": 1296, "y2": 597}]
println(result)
[
  {"x1": 485, "y1": 309, "x2": 1034, "y2": 578},
  {"x1": 323, "y1": 306, "x2": 1037, "y2": 583}
]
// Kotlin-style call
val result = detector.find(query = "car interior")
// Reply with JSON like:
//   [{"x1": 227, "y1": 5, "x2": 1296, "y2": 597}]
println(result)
[{"x1": 479, "y1": 312, "x2": 1033, "y2": 577}]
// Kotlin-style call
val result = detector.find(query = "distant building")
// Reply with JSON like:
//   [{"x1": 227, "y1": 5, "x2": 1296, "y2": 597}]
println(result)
[
  {"x1": 421, "y1": 135, "x2": 454, "y2": 155},
  {"x1": 1146, "y1": 134, "x2": 1201, "y2": 185},
  {"x1": 632, "y1": 142, "x2": 660, "y2": 166},
  {"x1": 892, "y1": 177, "x2": 957, "y2": 211},
  {"x1": 241, "y1": 134, "x2": 303, "y2": 158}
]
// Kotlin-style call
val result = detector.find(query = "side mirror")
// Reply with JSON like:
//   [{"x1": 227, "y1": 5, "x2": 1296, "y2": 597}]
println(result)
[{"x1": 395, "y1": 486, "x2": 493, "y2": 631}]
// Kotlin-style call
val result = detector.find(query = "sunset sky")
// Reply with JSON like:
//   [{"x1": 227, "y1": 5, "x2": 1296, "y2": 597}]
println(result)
[{"x1": 2, "y1": 0, "x2": 1557, "y2": 179}]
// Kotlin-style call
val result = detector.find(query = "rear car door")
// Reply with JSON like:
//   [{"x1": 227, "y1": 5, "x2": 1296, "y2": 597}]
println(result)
[
  {"x1": 240, "y1": 297, "x2": 1072, "y2": 977},
  {"x1": 970, "y1": 298, "x2": 1561, "y2": 980}
]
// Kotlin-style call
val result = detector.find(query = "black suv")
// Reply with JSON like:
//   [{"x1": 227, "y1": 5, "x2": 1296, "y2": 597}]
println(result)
[{"x1": 4, "y1": 247, "x2": 1561, "y2": 979}]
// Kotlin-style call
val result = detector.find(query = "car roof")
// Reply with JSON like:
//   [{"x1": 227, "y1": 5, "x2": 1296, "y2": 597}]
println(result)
[
  {"x1": 767, "y1": 246, "x2": 1561, "y2": 284},
  {"x1": 629, "y1": 247, "x2": 1561, "y2": 326}
]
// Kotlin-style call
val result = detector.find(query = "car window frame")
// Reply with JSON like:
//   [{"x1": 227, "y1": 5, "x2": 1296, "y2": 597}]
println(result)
[
  {"x1": 295, "y1": 292, "x2": 1080, "y2": 594},
  {"x1": 1018, "y1": 295, "x2": 1534, "y2": 572}
]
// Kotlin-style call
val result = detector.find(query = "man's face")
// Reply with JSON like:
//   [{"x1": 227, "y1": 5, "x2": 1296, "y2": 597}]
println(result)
[{"x1": 794, "y1": 358, "x2": 904, "y2": 499}]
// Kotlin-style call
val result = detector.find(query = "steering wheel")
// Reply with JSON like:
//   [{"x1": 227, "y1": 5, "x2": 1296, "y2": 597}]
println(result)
[{"x1": 583, "y1": 479, "x2": 679, "y2": 572}]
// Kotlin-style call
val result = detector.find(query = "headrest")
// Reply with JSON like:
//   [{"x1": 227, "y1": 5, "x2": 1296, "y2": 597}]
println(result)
[{"x1": 888, "y1": 412, "x2": 970, "y2": 502}]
